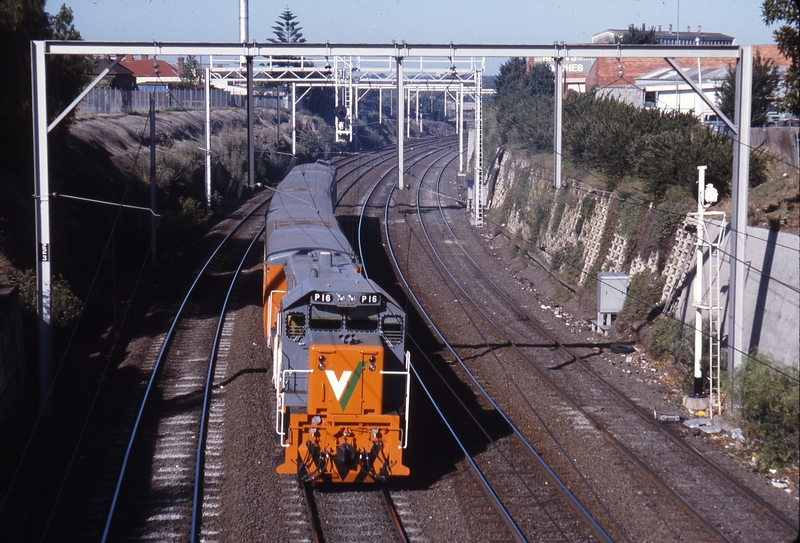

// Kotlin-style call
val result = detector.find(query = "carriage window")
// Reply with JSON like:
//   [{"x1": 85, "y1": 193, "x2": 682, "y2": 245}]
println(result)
[
  {"x1": 286, "y1": 312, "x2": 306, "y2": 339},
  {"x1": 346, "y1": 307, "x2": 379, "y2": 331},
  {"x1": 309, "y1": 305, "x2": 342, "y2": 330}
]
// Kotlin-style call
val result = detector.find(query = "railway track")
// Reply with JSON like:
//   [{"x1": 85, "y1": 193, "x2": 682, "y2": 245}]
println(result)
[
  {"x1": 101, "y1": 211, "x2": 265, "y2": 541},
  {"x1": 371, "y1": 149, "x2": 613, "y2": 542},
  {"x1": 304, "y1": 484, "x2": 409, "y2": 543},
  {"x1": 376, "y1": 143, "x2": 798, "y2": 542}
]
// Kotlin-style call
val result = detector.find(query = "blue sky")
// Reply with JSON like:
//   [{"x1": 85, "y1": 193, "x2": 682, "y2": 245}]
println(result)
[{"x1": 55, "y1": 0, "x2": 779, "y2": 73}]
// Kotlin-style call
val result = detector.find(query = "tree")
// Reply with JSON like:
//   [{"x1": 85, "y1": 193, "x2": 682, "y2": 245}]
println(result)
[
  {"x1": 47, "y1": 4, "x2": 95, "y2": 118},
  {"x1": 177, "y1": 55, "x2": 200, "y2": 89},
  {"x1": 762, "y1": 0, "x2": 800, "y2": 116},
  {"x1": 269, "y1": 9, "x2": 306, "y2": 43},
  {"x1": 715, "y1": 50, "x2": 782, "y2": 126},
  {"x1": 617, "y1": 24, "x2": 659, "y2": 45},
  {"x1": 529, "y1": 63, "x2": 555, "y2": 96},
  {"x1": 0, "y1": 0, "x2": 92, "y2": 178},
  {"x1": 494, "y1": 57, "x2": 554, "y2": 100},
  {"x1": 494, "y1": 57, "x2": 529, "y2": 100}
]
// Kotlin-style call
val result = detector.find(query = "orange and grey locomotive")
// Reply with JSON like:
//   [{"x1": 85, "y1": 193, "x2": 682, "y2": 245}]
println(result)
[{"x1": 263, "y1": 162, "x2": 410, "y2": 483}]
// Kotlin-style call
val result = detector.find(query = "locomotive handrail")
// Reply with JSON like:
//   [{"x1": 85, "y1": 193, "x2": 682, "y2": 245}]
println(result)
[
  {"x1": 266, "y1": 289, "x2": 286, "y2": 350},
  {"x1": 277, "y1": 368, "x2": 313, "y2": 447},
  {"x1": 378, "y1": 350, "x2": 411, "y2": 448}
]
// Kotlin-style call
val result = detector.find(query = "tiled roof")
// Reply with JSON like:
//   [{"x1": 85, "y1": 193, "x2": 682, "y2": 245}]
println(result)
[
  {"x1": 119, "y1": 58, "x2": 179, "y2": 78},
  {"x1": 585, "y1": 46, "x2": 790, "y2": 90}
]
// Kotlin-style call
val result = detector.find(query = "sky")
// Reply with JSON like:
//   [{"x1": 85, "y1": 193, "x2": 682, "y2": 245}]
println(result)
[{"x1": 54, "y1": 0, "x2": 779, "y2": 74}]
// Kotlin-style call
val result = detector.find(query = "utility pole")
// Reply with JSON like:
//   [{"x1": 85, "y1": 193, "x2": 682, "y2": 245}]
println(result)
[
  {"x1": 150, "y1": 94, "x2": 157, "y2": 264},
  {"x1": 204, "y1": 66, "x2": 212, "y2": 212},
  {"x1": 553, "y1": 55, "x2": 563, "y2": 189},
  {"x1": 31, "y1": 41, "x2": 51, "y2": 414},
  {"x1": 396, "y1": 55, "x2": 404, "y2": 190}
]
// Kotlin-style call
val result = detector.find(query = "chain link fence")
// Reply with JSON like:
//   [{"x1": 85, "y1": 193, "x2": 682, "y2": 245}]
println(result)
[{"x1": 75, "y1": 88, "x2": 246, "y2": 117}]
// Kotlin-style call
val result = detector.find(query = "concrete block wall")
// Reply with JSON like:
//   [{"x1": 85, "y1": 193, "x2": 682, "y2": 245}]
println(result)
[{"x1": 488, "y1": 146, "x2": 799, "y2": 368}]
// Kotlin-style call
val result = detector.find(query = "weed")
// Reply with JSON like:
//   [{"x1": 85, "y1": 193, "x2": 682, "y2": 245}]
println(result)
[{"x1": 730, "y1": 354, "x2": 799, "y2": 469}]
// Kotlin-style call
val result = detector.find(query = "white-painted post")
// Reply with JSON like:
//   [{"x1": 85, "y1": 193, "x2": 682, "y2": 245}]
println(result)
[
  {"x1": 692, "y1": 165, "x2": 708, "y2": 397},
  {"x1": 32, "y1": 41, "x2": 52, "y2": 413},
  {"x1": 292, "y1": 82, "x2": 296, "y2": 156},
  {"x1": 204, "y1": 67, "x2": 212, "y2": 212},
  {"x1": 397, "y1": 57, "x2": 404, "y2": 190},
  {"x1": 553, "y1": 56, "x2": 563, "y2": 189},
  {"x1": 458, "y1": 83, "x2": 464, "y2": 174}
]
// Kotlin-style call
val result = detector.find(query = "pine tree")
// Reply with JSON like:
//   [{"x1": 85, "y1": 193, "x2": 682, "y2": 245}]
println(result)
[{"x1": 269, "y1": 9, "x2": 306, "y2": 43}]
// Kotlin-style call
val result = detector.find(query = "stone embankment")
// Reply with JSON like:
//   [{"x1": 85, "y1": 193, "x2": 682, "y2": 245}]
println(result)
[{"x1": 486, "y1": 147, "x2": 799, "y2": 368}]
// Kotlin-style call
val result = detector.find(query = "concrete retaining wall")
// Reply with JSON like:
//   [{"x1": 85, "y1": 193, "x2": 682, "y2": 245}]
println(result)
[
  {"x1": 675, "y1": 225, "x2": 800, "y2": 368},
  {"x1": 487, "y1": 147, "x2": 799, "y2": 368}
]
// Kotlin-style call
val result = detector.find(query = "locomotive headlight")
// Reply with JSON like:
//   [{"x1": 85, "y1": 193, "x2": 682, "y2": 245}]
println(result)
[
  {"x1": 312, "y1": 415, "x2": 322, "y2": 425},
  {"x1": 368, "y1": 355, "x2": 376, "y2": 372},
  {"x1": 317, "y1": 355, "x2": 326, "y2": 370}
]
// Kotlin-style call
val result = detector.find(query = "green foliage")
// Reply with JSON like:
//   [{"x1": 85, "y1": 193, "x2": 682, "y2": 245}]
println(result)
[
  {"x1": 617, "y1": 24, "x2": 659, "y2": 44},
  {"x1": 715, "y1": 50, "x2": 782, "y2": 127},
  {"x1": 296, "y1": 118, "x2": 336, "y2": 161},
  {"x1": 637, "y1": 193, "x2": 693, "y2": 268},
  {"x1": 647, "y1": 317, "x2": 693, "y2": 368},
  {"x1": 269, "y1": 9, "x2": 306, "y2": 43},
  {"x1": 550, "y1": 241, "x2": 585, "y2": 282},
  {"x1": 574, "y1": 197, "x2": 596, "y2": 234},
  {"x1": 11, "y1": 269, "x2": 82, "y2": 329},
  {"x1": 47, "y1": 4, "x2": 95, "y2": 123},
  {"x1": 618, "y1": 197, "x2": 646, "y2": 240},
  {"x1": 618, "y1": 271, "x2": 665, "y2": 322},
  {"x1": 157, "y1": 196, "x2": 212, "y2": 253},
  {"x1": 156, "y1": 140, "x2": 203, "y2": 188},
  {"x1": 731, "y1": 354, "x2": 799, "y2": 468},
  {"x1": 549, "y1": 188, "x2": 571, "y2": 235},
  {"x1": 177, "y1": 55, "x2": 200, "y2": 89},
  {"x1": 490, "y1": 58, "x2": 555, "y2": 152},
  {"x1": 0, "y1": 0, "x2": 93, "y2": 178},
  {"x1": 762, "y1": 0, "x2": 800, "y2": 116}
]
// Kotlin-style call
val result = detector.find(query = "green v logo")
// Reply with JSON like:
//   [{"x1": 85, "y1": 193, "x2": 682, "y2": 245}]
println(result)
[{"x1": 325, "y1": 362, "x2": 365, "y2": 410}]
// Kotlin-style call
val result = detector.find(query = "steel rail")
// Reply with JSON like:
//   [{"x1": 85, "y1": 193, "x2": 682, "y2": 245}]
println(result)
[
  {"x1": 356, "y1": 149, "x2": 527, "y2": 542},
  {"x1": 410, "y1": 157, "x2": 732, "y2": 542},
  {"x1": 392, "y1": 152, "x2": 616, "y2": 542},
  {"x1": 380, "y1": 485, "x2": 411, "y2": 543},
  {"x1": 433, "y1": 177, "x2": 800, "y2": 535},
  {"x1": 415, "y1": 154, "x2": 617, "y2": 542},
  {"x1": 101, "y1": 199, "x2": 270, "y2": 542},
  {"x1": 356, "y1": 143, "x2": 456, "y2": 268},
  {"x1": 190, "y1": 226, "x2": 265, "y2": 542}
]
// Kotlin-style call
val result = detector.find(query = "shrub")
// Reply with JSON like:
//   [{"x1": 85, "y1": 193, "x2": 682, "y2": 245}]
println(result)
[
  {"x1": 11, "y1": 270, "x2": 82, "y2": 329},
  {"x1": 647, "y1": 316, "x2": 693, "y2": 369},
  {"x1": 618, "y1": 271, "x2": 665, "y2": 323},
  {"x1": 731, "y1": 355, "x2": 799, "y2": 469}
]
